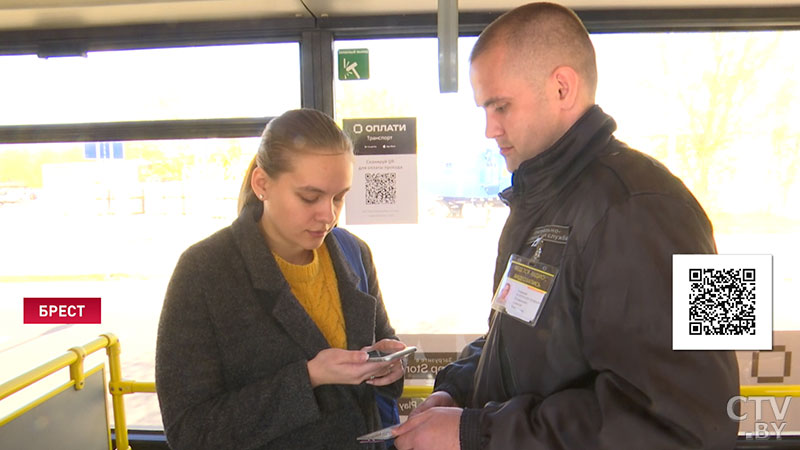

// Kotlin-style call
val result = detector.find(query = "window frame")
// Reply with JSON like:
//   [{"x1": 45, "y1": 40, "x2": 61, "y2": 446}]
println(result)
[{"x1": 0, "y1": 7, "x2": 798, "y2": 143}]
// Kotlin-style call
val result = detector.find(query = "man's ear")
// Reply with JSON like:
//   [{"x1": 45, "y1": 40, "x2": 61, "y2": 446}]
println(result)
[
  {"x1": 552, "y1": 65, "x2": 580, "y2": 110},
  {"x1": 250, "y1": 166, "x2": 270, "y2": 201}
]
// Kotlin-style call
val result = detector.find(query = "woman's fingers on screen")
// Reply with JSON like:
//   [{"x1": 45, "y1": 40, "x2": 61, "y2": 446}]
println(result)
[{"x1": 372, "y1": 338, "x2": 407, "y2": 353}]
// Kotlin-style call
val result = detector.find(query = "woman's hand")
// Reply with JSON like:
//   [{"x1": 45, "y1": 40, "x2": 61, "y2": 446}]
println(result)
[
  {"x1": 360, "y1": 339, "x2": 409, "y2": 386},
  {"x1": 363, "y1": 338, "x2": 407, "y2": 355},
  {"x1": 307, "y1": 348, "x2": 373, "y2": 387},
  {"x1": 306, "y1": 340, "x2": 410, "y2": 388}
]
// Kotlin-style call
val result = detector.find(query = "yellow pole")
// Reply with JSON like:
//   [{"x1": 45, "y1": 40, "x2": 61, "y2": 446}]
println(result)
[
  {"x1": 740, "y1": 385, "x2": 800, "y2": 397},
  {"x1": 114, "y1": 380, "x2": 156, "y2": 394},
  {"x1": 68, "y1": 346, "x2": 87, "y2": 391},
  {"x1": 130, "y1": 381, "x2": 155, "y2": 393},
  {"x1": 402, "y1": 385, "x2": 434, "y2": 398},
  {"x1": 102, "y1": 333, "x2": 131, "y2": 450}
]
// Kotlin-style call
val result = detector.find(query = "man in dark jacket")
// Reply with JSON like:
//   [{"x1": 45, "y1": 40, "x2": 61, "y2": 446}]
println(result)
[{"x1": 393, "y1": 3, "x2": 740, "y2": 450}]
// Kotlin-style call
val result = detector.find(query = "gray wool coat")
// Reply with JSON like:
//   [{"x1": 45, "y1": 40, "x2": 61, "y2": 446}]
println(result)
[{"x1": 155, "y1": 203, "x2": 402, "y2": 450}]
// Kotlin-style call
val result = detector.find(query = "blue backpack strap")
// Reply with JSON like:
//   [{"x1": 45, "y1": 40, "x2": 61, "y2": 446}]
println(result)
[
  {"x1": 330, "y1": 227, "x2": 401, "y2": 431},
  {"x1": 331, "y1": 227, "x2": 368, "y2": 294}
]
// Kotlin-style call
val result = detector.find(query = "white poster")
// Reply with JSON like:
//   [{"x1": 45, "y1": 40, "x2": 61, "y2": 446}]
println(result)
[{"x1": 342, "y1": 118, "x2": 418, "y2": 224}]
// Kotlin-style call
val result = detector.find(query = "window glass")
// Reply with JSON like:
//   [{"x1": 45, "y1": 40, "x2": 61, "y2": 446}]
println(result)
[
  {"x1": 0, "y1": 41, "x2": 300, "y2": 429},
  {"x1": 334, "y1": 32, "x2": 800, "y2": 336},
  {"x1": 0, "y1": 43, "x2": 300, "y2": 125},
  {"x1": 334, "y1": 37, "x2": 510, "y2": 336},
  {"x1": 0, "y1": 137, "x2": 259, "y2": 428}
]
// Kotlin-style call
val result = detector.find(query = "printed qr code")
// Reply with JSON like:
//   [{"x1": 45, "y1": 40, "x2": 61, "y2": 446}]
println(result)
[
  {"x1": 365, "y1": 172, "x2": 396, "y2": 205},
  {"x1": 673, "y1": 254, "x2": 772, "y2": 350},
  {"x1": 688, "y1": 268, "x2": 756, "y2": 336}
]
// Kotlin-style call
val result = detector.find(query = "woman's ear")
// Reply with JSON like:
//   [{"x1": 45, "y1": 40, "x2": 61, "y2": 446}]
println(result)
[{"x1": 250, "y1": 166, "x2": 270, "y2": 201}]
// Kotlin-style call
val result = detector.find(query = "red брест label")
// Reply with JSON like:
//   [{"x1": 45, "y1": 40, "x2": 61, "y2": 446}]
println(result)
[{"x1": 23, "y1": 298, "x2": 101, "y2": 324}]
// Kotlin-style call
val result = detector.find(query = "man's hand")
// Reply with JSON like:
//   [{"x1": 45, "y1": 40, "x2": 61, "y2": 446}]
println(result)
[
  {"x1": 409, "y1": 390, "x2": 457, "y2": 417},
  {"x1": 392, "y1": 406, "x2": 462, "y2": 450}
]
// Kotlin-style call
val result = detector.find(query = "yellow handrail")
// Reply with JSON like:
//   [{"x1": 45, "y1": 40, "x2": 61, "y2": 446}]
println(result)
[
  {"x1": 401, "y1": 385, "x2": 800, "y2": 399},
  {"x1": 0, "y1": 333, "x2": 134, "y2": 450},
  {"x1": 0, "y1": 335, "x2": 110, "y2": 402},
  {"x1": 103, "y1": 333, "x2": 132, "y2": 450},
  {"x1": 3, "y1": 333, "x2": 799, "y2": 450},
  {"x1": 402, "y1": 385, "x2": 434, "y2": 398},
  {"x1": 740, "y1": 385, "x2": 800, "y2": 397},
  {"x1": 111, "y1": 381, "x2": 156, "y2": 395}
]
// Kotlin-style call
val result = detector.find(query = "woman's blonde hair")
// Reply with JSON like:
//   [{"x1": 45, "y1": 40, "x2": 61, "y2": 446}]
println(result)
[{"x1": 237, "y1": 108, "x2": 353, "y2": 214}]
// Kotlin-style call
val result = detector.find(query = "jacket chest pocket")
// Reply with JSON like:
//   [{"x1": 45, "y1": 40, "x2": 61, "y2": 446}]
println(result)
[{"x1": 520, "y1": 224, "x2": 570, "y2": 268}]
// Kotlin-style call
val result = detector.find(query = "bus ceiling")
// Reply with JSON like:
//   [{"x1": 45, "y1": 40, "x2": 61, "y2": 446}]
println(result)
[{"x1": 1, "y1": 0, "x2": 800, "y2": 32}]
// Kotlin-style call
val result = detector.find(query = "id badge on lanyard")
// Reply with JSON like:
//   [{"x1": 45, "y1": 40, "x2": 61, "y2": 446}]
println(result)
[
  {"x1": 491, "y1": 224, "x2": 569, "y2": 326},
  {"x1": 491, "y1": 255, "x2": 557, "y2": 326}
]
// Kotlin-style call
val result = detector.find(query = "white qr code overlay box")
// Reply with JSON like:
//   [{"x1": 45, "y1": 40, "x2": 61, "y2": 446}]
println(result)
[{"x1": 673, "y1": 254, "x2": 772, "y2": 350}]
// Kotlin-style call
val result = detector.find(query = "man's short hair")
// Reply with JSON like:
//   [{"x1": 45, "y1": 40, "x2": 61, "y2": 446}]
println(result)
[{"x1": 470, "y1": 2, "x2": 598, "y2": 95}]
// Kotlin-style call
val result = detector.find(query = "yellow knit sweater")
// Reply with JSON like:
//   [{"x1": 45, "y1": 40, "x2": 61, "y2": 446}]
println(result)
[{"x1": 273, "y1": 244, "x2": 347, "y2": 349}]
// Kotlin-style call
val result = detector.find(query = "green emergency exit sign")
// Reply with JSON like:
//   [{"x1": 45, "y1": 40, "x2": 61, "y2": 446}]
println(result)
[{"x1": 338, "y1": 49, "x2": 369, "y2": 80}]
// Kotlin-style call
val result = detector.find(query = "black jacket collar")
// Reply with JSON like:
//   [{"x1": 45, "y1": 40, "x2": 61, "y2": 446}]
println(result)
[{"x1": 499, "y1": 105, "x2": 617, "y2": 208}]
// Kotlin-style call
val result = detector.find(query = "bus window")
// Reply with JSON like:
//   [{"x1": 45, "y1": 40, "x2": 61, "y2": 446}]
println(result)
[
  {"x1": 334, "y1": 37, "x2": 508, "y2": 336},
  {"x1": 332, "y1": 31, "x2": 800, "y2": 337},
  {"x1": 0, "y1": 42, "x2": 300, "y2": 429},
  {"x1": 0, "y1": 43, "x2": 299, "y2": 126}
]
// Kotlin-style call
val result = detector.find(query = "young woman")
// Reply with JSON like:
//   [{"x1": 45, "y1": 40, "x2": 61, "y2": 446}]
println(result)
[{"x1": 156, "y1": 108, "x2": 406, "y2": 450}]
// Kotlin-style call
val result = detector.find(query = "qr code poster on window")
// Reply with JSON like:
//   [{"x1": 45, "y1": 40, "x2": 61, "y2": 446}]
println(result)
[
  {"x1": 673, "y1": 254, "x2": 772, "y2": 350},
  {"x1": 342, "y1": 117, "x2": 418, "y2": 225}
]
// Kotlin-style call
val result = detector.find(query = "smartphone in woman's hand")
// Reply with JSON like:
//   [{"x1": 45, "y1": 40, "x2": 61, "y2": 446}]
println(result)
[{"x1": 366, "y1": 346, "x2": 417, "y2": 362}]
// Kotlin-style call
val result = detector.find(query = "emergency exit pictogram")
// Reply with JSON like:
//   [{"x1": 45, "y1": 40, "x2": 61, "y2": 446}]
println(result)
[{"x1": 338, "y1": 48, "x2": 369, "y2": 80}]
